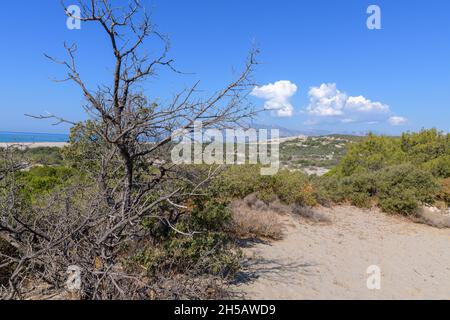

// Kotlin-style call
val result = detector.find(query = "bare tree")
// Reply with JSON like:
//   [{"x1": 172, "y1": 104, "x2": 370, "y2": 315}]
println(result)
[
  {"x1": 1, "y1": 0, "x2": 257, "y2": 299},
  {"x1": 42, "y1": 0, "x2": 258, "y2": 211}
]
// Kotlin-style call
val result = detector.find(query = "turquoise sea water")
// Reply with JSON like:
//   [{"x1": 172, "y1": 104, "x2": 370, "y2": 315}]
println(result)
[{"x1": 0, "y1": 132, "x2": 69, "y2": 143}]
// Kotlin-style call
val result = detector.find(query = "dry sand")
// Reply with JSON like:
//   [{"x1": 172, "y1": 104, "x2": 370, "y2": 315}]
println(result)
[
  {"x1": 235, "y1": 206, "x2": 450, "y2": 300},
  {"x1": 0, "y1": 142, "x2": 68, "y2": 149}
]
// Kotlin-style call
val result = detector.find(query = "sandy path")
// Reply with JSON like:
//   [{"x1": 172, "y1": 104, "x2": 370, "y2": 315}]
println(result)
[{"x1": 235, "y1": 206, "x2": 450, "y2": 300}]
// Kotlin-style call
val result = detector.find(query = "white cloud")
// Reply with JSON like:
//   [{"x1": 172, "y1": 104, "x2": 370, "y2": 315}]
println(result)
[
  {"x1": 305, "y1": 83, "x2": 404, "y2": 126},
  {"x1": 306, "y1": 83, "x2": 347, "y2": 116},
  {"x1": 346, "y1": 95, "x2": 389, "y2": 113},
  {"x1": 251, "y1": 80, "x2": 297, "y2": 117},
  {"x1": 388, "y1": 116, "x2": 408, "y2": 126}
]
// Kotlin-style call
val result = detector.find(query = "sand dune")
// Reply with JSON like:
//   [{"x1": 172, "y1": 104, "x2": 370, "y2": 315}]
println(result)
[{"x1": 236, "y1": 206, "x2": 450, "y2": 300}]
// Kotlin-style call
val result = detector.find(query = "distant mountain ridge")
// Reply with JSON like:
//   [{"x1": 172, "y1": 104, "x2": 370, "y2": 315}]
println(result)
[
  {"x1": 249, "y1": 124, "x2": 377, "y2": 137},
  {"x1": 0, "y1": 127, "x2": 376, "y2": 143},
  {"x1": 250, "y1": 124, "x2": 330, "y2": 137}
]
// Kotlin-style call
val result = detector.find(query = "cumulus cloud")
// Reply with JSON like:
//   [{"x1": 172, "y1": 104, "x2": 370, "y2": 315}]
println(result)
[
  {"x1": 306, "y1": 83, "x2": 347, "y2": 116},
  {"x1": 251, "y1": 80, "x2": 297, "y2": 117},
  {"x1": 305, "y1": 83, "x2": 405, "y2": 126},
  {"x1": 345, "y1": 95, "x2": 389, "y2": 113},
  {"x1": 388, "y1": 116, "x2": 408, "y2": 126}
]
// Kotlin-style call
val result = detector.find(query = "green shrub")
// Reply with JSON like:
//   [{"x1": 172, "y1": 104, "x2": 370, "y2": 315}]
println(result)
[
  {"x1": 133, "y1": 230, "x2": 240, "y2": 278},
  {"x1": 61, "y1": 121, "x2": 117, "y2": 175},
  {"x1": 332, "y1": 133, "x2": 405, "y2": 177},
  {"x1": 17, "y1": 166, "x2": 78, "y2": 203},
  {"x1": 20, "y1": 147, "x2": 63, "y2": 166},
  {"x1": 401, "y1": 129, "x2": 450, "y2": 165},
  {"x1": 313, "y1": 172, "x2": 375, "y2": 208},
  {"x1": 320, "y1": 129, "x2": 448, "y2": 214},
  {"x1": 166, "y1": 232, "x2": 240, "y2": 276},
  {"x1": 267, "y1": 170, "x2": 316, "y2": 206},
  {"x1": 340, "y1": 173, "x2": 377, "y2": 208},
  {"x1": 190, "y1": 199, "x2": 232, "y2": 232},
  {"x1": 312, "y1": 174, "x2": 345, "y2": 205},
  {"x1": 349, "y1": 192, "x2": 373, "y2": 208},
  {"x1": 316, "y1": 163, "x2": 439, "y2": 214},
  {"x1": 377, "y1": 164, "x2": 439, "y2": 215},
  {"x1": 134, "y1": 197, "x2": 240, "y2": 278},
  {"x1": 209, "y1": 165, "x2": 264, "y2": 199},
  {"x1": 332, "y1": 129, "x2": 450, "y2": 179},
  {"x1": 422, "y1": 155, "x2": 450, "y2": 179},
  {"x1": 211, "y1": 166, "x2": 316, "y2": 206},
  {"x1": 378, "y1": 189, "x2": 419, "y2": 215}
]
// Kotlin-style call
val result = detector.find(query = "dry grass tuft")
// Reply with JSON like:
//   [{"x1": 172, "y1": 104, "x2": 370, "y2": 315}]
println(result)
[
  {"x1": 293, "y1": 205, "x2": 332, "y2": 223},
  {"x1": 230, "y1": 195, "x2": 285, "y2": 240},
  {"x1": 415, "y1": 206, "x2": 450, "y2": 228}
]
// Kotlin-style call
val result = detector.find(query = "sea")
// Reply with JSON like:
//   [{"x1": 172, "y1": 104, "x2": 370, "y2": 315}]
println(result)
[{"x1": 0, "y1": 132, "x2": 69, "y2": 143}]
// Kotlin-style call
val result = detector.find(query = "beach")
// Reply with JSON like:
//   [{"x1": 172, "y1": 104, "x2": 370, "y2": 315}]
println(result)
[{"x1": 0, "y1": 142, "x2": 68, "y2": 149}]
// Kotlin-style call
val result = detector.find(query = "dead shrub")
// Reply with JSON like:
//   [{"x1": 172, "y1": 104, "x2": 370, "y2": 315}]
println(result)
[
  {"x1": 244, "y1": 193, "x2": 292, "y2": 215},
  {"x1": 268, "y1": 199, "x2": 292, "y2": 215},
  {"x1": 229, "y1": 199, "x2": 284, "y2": 240},
  {"x1": 0, "y1": 239, "x2": 16, "y2": 286},
  {"x1": 146, "y1": 274, "x2": 232, "y2": 300},
  {"x1": 438, "y1": 178, "x2": 450, "y2": 205},
  {"x1": 415, "y1": 206, "x2": 450, "y2": 228},
  {"x1": 293, "y1": 205, "x2": 332, "y2": 223}
]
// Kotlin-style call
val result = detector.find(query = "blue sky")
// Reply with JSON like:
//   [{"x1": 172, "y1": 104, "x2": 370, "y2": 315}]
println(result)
[{"x1": 1, "y1": 0, "x2": 449, "y2": 134}]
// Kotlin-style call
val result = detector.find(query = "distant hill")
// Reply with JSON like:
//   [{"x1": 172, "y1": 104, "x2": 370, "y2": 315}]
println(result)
[{"x1": 250, "y1": 124, "x2": 331, "y2": 137}]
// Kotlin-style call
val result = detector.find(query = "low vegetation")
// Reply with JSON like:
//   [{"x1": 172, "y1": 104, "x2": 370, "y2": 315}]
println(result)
[
  {"x1": 210, "y1": 165, "x2": 316, "y2": 207},
  {"x1": 3, "y1": 0, "x2": 449, "y2": 302},
  {"x1": 17, "y1": 147, "x2": 64, "y2": 166},
  {"x1": 314, "y1": 129, "x2": 449, "y2": 215},
  {"x1": 2, "y1": 128, "x2": 449, "y2": 299},
  {"x1": 280, "y1": 135, "x2": 362, "y2": 171}
]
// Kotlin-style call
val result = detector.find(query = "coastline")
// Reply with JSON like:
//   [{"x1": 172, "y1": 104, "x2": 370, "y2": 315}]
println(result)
[{"x1": 0, "y1": 142, "x2": 68, "y2": 149}]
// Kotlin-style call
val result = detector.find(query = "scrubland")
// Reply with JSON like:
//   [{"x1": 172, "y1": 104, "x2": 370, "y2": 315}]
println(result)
[{"x1": 1, "y1": 128, "x2": 449, "y2": 299}]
